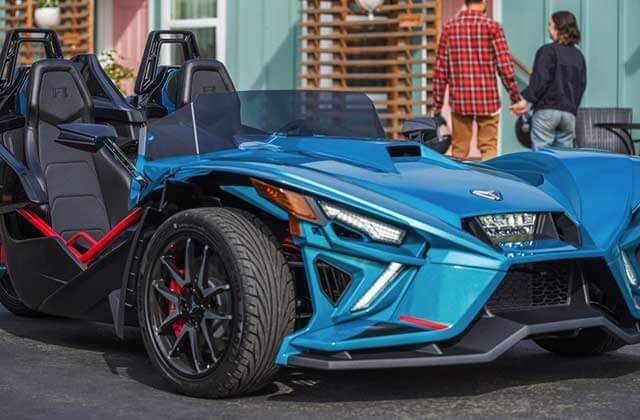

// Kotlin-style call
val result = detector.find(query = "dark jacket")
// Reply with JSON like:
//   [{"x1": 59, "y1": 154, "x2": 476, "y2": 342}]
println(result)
[{"x1": 521, "y1": 42, "x2": 587, "y2": 115}]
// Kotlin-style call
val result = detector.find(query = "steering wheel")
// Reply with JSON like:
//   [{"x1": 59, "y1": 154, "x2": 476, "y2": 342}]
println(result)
[{"x1": 276, "y1": 119, "x2": 315, "y2": 136}]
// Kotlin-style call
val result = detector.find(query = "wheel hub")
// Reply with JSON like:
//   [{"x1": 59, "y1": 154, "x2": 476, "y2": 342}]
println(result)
[{"x1": 182, "y1": 290, "x2": 205, "y2": 321}]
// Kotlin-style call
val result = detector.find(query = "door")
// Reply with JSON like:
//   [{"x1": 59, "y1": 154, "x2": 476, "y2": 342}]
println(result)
[{"x1": 113, "y1": 0, "x2": 149, "y2": 95}]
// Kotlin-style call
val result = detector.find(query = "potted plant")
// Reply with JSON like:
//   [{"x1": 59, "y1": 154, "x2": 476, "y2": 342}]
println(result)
[
  {"x1": 35, "y1": 0, "x2": 62, "y2": 29},
  {"x1": 98, "y1": 49, "x2": 135, "y2": 93},
  {"x1": 355, "y1": 0, "x2": 385, "y2": 20}
]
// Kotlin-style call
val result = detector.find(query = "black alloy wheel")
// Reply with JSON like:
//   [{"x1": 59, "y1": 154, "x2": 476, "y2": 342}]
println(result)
[
  {"x1": 138, "y1": 208, "x2": 296, "y2": 398},
  {"x1": 146, "y1": 236, "x2": 233, "y2": 376}
]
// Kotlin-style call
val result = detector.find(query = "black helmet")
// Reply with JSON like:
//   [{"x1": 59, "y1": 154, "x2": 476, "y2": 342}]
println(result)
[
  {"x1": 515, "y1": 111, "x2": 534, "y2": 149},
  {"x1": 401, "y1": 114, "x2": 452, "y2": 154}
]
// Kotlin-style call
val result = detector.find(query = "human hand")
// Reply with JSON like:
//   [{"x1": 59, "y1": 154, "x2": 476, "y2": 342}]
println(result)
[{"x1": 510, "y1": 99, "x2": 528, "y2": 117}]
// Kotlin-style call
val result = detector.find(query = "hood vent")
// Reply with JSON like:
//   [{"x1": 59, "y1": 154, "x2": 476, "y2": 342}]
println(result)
[{"x1": 386, "y1": 145, "x2": 422, "y2": 158}]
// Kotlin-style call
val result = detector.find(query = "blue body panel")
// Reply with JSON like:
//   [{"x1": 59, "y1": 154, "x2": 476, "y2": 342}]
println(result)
[{"x1": 133, "y1": 138, "x2": 640, "y2": 366}]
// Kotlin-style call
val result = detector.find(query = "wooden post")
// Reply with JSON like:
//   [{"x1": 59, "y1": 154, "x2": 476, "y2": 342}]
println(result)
[
  {"x1": 298, "y1": 0, "x2": 440, "y2": 139},
  {"x1": 0, "y1": 0, "x2": 95, "y2": 63}
]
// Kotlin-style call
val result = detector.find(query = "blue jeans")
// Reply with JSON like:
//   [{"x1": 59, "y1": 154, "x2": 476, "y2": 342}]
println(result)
[{"x1": 531, "y1": 109, "x2": 576, "y2": 150}]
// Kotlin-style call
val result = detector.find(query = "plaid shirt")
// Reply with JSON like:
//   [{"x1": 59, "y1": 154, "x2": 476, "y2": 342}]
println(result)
[{"x1": 433, "y1": 10, "x2": 521, "y2": 116}]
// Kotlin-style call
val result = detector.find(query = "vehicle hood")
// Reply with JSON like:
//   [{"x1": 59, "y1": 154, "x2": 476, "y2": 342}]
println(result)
[
  {"x1": 271, "y1": 138, "x2": 566, "y2": 219},
  {"x1": 140, "y1": 137, "x2": 568, "y2": 228}
]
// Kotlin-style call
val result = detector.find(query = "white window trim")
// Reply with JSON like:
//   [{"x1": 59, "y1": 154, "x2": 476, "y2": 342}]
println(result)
[
  {"x1": 159, "y1": 0, "x2": 226, "y2": 63},
  {"x1": 96, "y1": 0, "x2": 114, "y2": 51}
]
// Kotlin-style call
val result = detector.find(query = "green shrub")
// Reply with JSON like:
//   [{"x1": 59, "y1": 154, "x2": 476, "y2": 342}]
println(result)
[
  {"x1": 37, "y1": 0, "x2": 60, "y2": 8},
  {"x1": 98, "y1": 50, "x2": 135, "y2": 93}
]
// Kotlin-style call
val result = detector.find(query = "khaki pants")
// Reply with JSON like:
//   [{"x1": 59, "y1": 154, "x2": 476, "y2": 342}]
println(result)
[{"x1": 451, "y1": 112, "x2": 500, "y2": 160}]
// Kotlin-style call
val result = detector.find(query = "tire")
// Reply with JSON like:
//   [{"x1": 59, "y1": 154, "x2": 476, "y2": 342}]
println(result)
[
  {"x1": 137, "y1": 208, "x2": 296, "y2": 398},
  {"x1": 0, "y1": 269, "x2": 41, "y2": 317},
  {"x1": 534, "y1": 328, "x2": 624, "y2": 356}
]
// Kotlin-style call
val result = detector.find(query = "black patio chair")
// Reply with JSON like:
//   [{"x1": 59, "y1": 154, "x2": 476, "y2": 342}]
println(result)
[{"x1": 575, "y1": 108, "x2": 634, "y2": 154}]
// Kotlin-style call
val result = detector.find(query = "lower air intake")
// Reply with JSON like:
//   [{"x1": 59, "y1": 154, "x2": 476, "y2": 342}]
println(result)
[
  {"x1": 487, "y1": 261, "x2": 574, "y2": 313},
  {"x1": 316, "y1": 260, "x2": 351, "y2": 305}
]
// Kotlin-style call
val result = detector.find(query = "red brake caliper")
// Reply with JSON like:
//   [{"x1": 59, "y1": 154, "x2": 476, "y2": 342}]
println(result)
[{"x1": 167, "y1": 270, "x2": 185, "y2": 337}]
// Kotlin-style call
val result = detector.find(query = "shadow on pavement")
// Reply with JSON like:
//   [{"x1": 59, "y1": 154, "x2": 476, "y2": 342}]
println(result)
[
  {"x1": 271, "y1": 348, "x2": 640, "y2": 403},
  {"x1": 0, "y1": 310, "x2": 175, "y2": 394}
]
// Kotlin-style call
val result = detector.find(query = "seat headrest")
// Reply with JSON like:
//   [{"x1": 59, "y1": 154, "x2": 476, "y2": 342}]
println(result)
[
  {"x1": 176, "y1": 58, "x2": 235, "y2": 108},
  {"x1": 27, "y1": 59, "x2": 92, "y2": 124}
]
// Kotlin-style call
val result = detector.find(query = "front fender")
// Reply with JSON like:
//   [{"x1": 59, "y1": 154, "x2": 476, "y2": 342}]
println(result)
[{"x1": 137, "y1": 157, "x2": 503, "y2": 261}]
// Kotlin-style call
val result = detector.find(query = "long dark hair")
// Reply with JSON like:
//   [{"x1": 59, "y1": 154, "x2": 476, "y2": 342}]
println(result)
[{"x1": 552, "y1": 11, "x2": 581, "y2": 46}]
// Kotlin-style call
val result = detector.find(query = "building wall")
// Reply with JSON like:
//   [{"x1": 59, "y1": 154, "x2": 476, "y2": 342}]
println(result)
[
  {"x1": 225, "y1": 0, "x2": 298, "y2": 90},
  {"x1": 149, "y1": 0, "x2": 298, "y2": 90},
  {"x1": 145, "y1": 0, "x2": 640, "y2": 155},
  {"x1": 499, "y1": 0, "x2": 640, "y2": 153},
  {"x1": 112, "y1": 0, "x2": 149, "y2": 94}
]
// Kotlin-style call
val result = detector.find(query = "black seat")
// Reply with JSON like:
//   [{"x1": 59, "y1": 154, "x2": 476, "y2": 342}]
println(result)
[
  {"x1": 176, "y1": 59, "x2": 235, "y2": 108},
  {"x1": 25, "y1": 59, "x2": 130, "y2": 240},
  {"x1": 147, "y1": 66, "x2": 181, "y2": 117}
]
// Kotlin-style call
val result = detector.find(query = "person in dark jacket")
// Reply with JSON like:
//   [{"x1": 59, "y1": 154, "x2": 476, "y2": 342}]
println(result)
[{"x1": 514, "y1": 11, "x2": 587, "y2": 150}]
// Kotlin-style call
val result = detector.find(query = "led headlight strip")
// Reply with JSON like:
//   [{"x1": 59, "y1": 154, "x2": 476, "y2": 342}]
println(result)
[
  {"x1": 319, "y1": 201, "x2": 406, "y2": 245},
  {"x1": 621, "y1": 251, "x2": 639, "y2": 287},
  {"x1": 351, "y1": 262, "x2": 403, "y2": 312},
  {"x1": 477, "y1": 213, "x2": 537, "y2": 245}
]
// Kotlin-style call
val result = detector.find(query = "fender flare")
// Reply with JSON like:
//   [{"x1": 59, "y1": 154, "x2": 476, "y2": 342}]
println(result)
[{"x1": 112, "y1": 207, "x2": 163, "y2": 338}]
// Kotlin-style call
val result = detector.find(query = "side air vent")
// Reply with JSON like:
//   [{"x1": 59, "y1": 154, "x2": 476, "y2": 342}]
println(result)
[
  {"x1": 316, "y1": 260, "x2": 352, "y2": 305},
  {"x1": 552, "y1": 213, "x2": 581, "y2": 247},
  {"x1": 386, "y1": 145, "x2": 421, "y2": 158}
]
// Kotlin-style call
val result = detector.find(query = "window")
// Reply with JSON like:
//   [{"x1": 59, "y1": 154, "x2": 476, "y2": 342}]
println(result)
[{"x1": 160, "y1": 0, "x2": 226, "y2": 63}]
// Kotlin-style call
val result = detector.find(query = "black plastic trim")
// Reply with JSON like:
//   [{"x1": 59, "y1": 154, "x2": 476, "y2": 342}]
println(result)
[
  {"x1": 288, "y1": 314, "x2": 640, "y2": 370},
  {"x1": 0, "y1": 29, "x2": 63, "y2": 92},
  {"x1": 134, "y1": 30, "x2": 200, "y2": 97},
  {"x1": 0, "y1": 141, "x2": 48, "y2": 208},
  {"x1": 38, "y1": 235, "x2": 133, "y2": 322},
  {"x1": 113, "y1": 208, "x2": 163, "y2": 337},
  {"x1": 71, "y1": 54, "x2": 146, "y2": 124}
]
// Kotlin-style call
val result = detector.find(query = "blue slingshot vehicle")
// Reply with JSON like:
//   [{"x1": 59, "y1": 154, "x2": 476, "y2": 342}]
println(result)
[{"x1": 1, "y1": 29, "x2": 640, "y2": 399}]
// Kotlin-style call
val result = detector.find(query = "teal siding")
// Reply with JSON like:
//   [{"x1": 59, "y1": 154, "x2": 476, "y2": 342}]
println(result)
[
  {"x1": 226, "y1": 0, "x2": 298, "y2": 90},
  {"x1": 150, "y1": 0, "x2": 298, "y2": 90},
  {"x1": 500, "y1": 0, "x2": 640, "y2": 154}
]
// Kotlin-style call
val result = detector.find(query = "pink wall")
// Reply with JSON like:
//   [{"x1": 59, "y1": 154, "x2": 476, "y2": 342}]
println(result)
[{"x1": 113, "y1": 0, "x2": 148, "y2": 95}]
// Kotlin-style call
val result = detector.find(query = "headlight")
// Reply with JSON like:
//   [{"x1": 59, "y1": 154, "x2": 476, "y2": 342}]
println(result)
[
  {"x1": 319, "y1": 201, "x2": 406, "y2": 245},
  {"x1": 477, "y1": 213, "x2": 537, "y2": 245}
]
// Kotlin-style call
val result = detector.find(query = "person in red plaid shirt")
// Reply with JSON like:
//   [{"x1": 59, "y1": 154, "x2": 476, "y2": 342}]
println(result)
[{"x1": 433, "y1": 0, "x2": 525, "y2": 160}]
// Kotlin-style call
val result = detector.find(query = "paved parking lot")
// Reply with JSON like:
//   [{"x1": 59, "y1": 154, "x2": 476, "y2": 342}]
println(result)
[{"x1": 1, "y1": 306, "x2": 640, "y2": 419}]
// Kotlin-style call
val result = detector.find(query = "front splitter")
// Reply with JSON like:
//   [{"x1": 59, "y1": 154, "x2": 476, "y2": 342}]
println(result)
[{"x1": 288, "y1": 306, "x2": 640, "y2": 370}]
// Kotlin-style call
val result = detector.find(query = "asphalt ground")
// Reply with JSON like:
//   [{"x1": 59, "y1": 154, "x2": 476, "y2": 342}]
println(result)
[{"x1": 1, "y1": 305, "x2": 640, "y2": 420}]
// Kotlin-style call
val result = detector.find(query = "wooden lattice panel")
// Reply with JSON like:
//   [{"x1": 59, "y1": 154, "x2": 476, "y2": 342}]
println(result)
[
  {"x1": 299, "y1": 0, "x2": 440, "y2": 138},
  {"x1": 0, "y1": 0, "x2": 94, "y2": 63}
]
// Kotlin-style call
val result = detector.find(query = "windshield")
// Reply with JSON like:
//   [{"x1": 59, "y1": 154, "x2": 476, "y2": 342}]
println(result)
[{"x1": 144, "y1": 90, "x2": 385, "y2": 160}]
